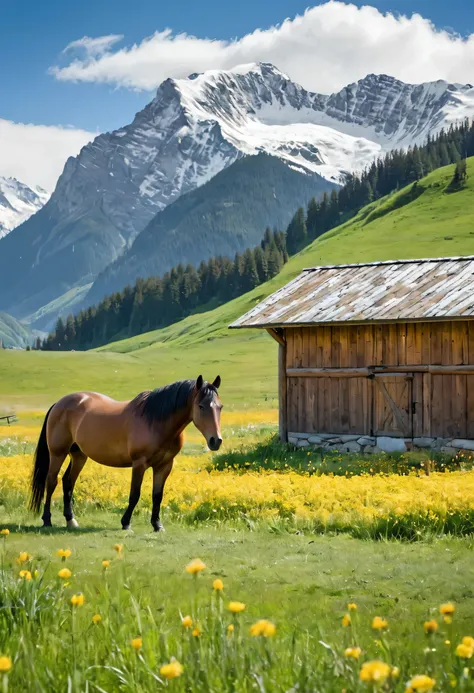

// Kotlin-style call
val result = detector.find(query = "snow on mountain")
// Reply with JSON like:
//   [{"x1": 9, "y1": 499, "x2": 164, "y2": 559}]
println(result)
[
  {"x1": 2, "y1": 63, "x2": 474, "y2": 323},
  {"x1": 0, "y1": 177, "x2": 49, "y2": 239}
]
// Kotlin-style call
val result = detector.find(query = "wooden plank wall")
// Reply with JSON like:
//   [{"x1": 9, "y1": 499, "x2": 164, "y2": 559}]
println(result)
[{"x1": 286, "y1": 321, "x2": 474, "y2": 437}]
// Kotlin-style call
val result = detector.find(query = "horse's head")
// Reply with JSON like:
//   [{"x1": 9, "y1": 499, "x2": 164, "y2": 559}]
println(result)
[{"x1": 192, "y1": 375, "x2": 223, "y2": 451}]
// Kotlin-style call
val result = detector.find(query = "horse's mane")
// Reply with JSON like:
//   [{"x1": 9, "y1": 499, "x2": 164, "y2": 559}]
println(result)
[{"x1": 132, "y1": 379, "x2": 217, "y2": 425}]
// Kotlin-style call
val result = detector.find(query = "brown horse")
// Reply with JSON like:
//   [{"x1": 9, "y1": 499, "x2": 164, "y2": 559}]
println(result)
[{"x1": 29, "y1": 376, "x2": 222, "y2": 531}]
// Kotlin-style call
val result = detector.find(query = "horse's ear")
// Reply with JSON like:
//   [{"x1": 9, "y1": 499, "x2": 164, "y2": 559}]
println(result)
[
  {"x1": 196, "y1": 375, "x2": 203, "y2": 390},
  {"x1": 212, "y1": 375, "x2": 221, "y2": 389}
]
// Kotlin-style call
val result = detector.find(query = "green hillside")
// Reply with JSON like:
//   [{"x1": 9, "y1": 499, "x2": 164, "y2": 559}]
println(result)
[
  {"x1": 0, "y1": 313, "x2": 32, "y2": 349},
  {"x1": 2, "y1": 159, "x2": 474, "y2": 409},
  {"x1": 103, "y1": 158, "x2": 474, "y2": 352}
]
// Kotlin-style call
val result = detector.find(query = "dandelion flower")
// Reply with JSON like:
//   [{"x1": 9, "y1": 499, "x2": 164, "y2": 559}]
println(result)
[
  {"x1": 17, "y1": 552, "x2": 32, "y2": 564},
  {"x1": 348, "y1": 602, "x2": 357, "y2": 611},
  {"x1": 131, "y1": 637, "x2": 142, "y2": 650},
  {"x1": 406, "y1": 675, "x2": 436, "y2": 693},
  {"x1": 249, "y1": 619, "x2": 276, "y2": 637},
  {"x1": 440, "y1": 603, "x2": 455, "y2": 616},
  {"x1": 185, "y1": 558, "x2": 206, "y2": 575},
  {"x1": 0, "y1": 529, "x2": 10, "y2": 536},
  {"x1": 181, "y1": 615, "x2": 193, "y2": 629},
  {"x1": 92, "y1": 614, "x2": 102, "y2": 625},
  {"x1": 228, "y1": 601, "x2": 246, "y2": 614},
  {"x1": 58, "y1": 568, "x2": 71, "y2": 580},
  {"x1": 456, "y1": 643, "x2": 474, "y2": 659},
  {"x1": 56, "y1": 549, "x2": 71, "y2": 559},
  {"x1": 462, "y1": 636, "x2": 474, "y2": 649},
  {"x1": 342, "y1": 614, "x2": 351, "y2": 627},
  {"x1": 192, "y1": 625, "x2": 202, "y2": 637},
  {"x1": 0, "y1": 656, "x2": 12, "y2": 672},
  {"x1": 360, "y1": 661, "x2": 391, "y2": 683},
  {"x1": 372, "y1": 616, "x2": 388, "y2": 631},
  {"x1": 344, "y1": 647, "x2": 361, "y2": 660},
  {"x1": 213, "y1": 578, "x2": 224, "y2": 591},
  {"x1": 424, "y1": 620, "x2": 438, "y2": 634},
  {"x1": 113, "y1": 544, "x2": 123, "y2": 554},
  {"x1": 19, "y1": 570, "x2": 32, "y2": 580},
  {"x1": 70, "y1": 593, "x2": 85, "y2": 607},
  {"x1": 227, "y1": 624, "x2": 234, "y2": 634},
  {"x1": 102, "y1": 560, "x2": 110, "y2": 569},
  {"x1": 392, "y1": 667, "x2": 400, "y2": 679},
  {"x1": 160, "y1": 659, "x2": 183, "y2": 680}
]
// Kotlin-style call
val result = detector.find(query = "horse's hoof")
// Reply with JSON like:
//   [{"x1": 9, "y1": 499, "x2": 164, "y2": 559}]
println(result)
[
  {"x1": 42, "y1": 521, "x2": 52, "y2": 528},
  {"x1": 153, "y1": 523, "x2": 165, "y2": 532},
  {"x1": 122, "y1": 524, "x2": 131, "y2": 531},
  {"x1": 67, "y1": 518, "x2": 79, "y2": 529}
]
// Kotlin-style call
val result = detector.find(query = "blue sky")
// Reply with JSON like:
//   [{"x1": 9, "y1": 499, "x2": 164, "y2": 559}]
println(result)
[
  {"x1": 1, "y1": 0, "x2": 474, "y2": 189},
  {"x1": 2, "y1": 0, "x2": 473, "y2": 132}
]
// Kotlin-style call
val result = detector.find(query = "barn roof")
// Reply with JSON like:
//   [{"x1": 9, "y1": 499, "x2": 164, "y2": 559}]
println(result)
[{"x1": 230, "y1": 256, "x2": 474, "y2": 329}]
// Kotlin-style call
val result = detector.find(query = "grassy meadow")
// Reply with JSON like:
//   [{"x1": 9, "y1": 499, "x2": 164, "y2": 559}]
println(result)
[{"x1": 1, "y1": 159, "x2": 474, "y2": 688}]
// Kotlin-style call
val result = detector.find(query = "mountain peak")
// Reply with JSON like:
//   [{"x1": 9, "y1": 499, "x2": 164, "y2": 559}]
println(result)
[{"x1": 0, "y1": 176, "x2": 49, "y2": 239}]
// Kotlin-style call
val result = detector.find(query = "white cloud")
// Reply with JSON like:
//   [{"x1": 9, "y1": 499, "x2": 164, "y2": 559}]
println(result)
[
  {"x1": 0, "y1": 119, "x2": 95, "y2": 190},
  {"x1": 50, "y1": 1, "x2": 474, "y2": 93},
  {"x1": 63, "y1": 34, "x2": 124, "y2": 58}
]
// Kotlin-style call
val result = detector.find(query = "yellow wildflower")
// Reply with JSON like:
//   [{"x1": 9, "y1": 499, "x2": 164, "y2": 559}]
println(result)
[
  {"x1": 462, "y1": 636, "x2": 474, "y2": 649},
  {"x1": 249, "y1": 619, "x2": 276, "y2": 637},
  {"x1": 424, "y1": 620, "x2": 438, "y2": 634},
  {"x1": 0, "y1": 529, "x2": 9, "y2": 536},
  {"x1": 227, "y1": 624, "x2": 234, "y2": 634},
  {"x1": 360, "y1": 660, "x2": 391, "y2": 683},
  {"x1": 392, "y1": 667, "x2": 400, "y2": 679},
  {"x1": 160, "y1": 659, "x2": 183, "y2": 680},
  {"x1": 113, "y1": 544, "x2": 123, "y2": 554},
  {"x1": 445, "y1": 641, "x2": 451, "y2": 646},
  {"x1": 92, "y1": 614, "x2": 102, "y2": 625},
  {"x1": 444, "y1": 616, "x2": 453, "y2": 625},
  {"x1": 372, "y1": 616, "x2": 388, "y2": 631},
  {"x1": 228, "y1": 601, "x2": 246, "y2": 614},
  {"x1": 17, "y1": 552, "x2": 32, "y2": 564},
  {"x1": 348, "y1": 602, "x2": 357, "y2": 611},
  {"x1": 406, "y1": 675, "x2": 436, "y2": 693},
  {"x1": 56, "y1": 549, "x2": 71, "y2": 559},
  {"x1": 181, "y1": 615, "x2": 193, "y2": 629},
  {"x1": 131, "y1": 637, "x2": 142, "y2": 650},
  {"x1": 102, "y1": 560, "x2": 110, "y2": 569},
  {"x1": 70, "y1": 593, "x2": 85, "y2": 607},
  {"x1": 185, "y1": 558, "x2": 206, "y2": 575},
  {"x1": 192, "y1": 625, "x2": 202, "y2": 637},
  {"x1": 213, "y1": 578, "x2": 224, "y2": 591},
  {"x1": 456, "y1": 643, "x2": 474, "y2": 659},
  {"x1": 344, "y1": 647, "x2": 361, "y2": 659},
  {"x1": 0, "y1": 656, "x2": 12, "y2": 673},
  {"x1": 58, "y1": 568, "x2": 71, "y2": 579},
  {"x1": 19, "y1": 570, "x2": 32, "y2": 580},
  {"x1": 342, "y1": 614, "x2": 351, "y2": 627},
  {"x1": 440, "y1": 603, "x2": 455, "y2": 616}
]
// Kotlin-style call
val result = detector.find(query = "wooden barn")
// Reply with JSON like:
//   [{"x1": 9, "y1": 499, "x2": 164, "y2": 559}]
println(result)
[{"x1": 230, "y1": 257, "x2": 474, "y2": 454}]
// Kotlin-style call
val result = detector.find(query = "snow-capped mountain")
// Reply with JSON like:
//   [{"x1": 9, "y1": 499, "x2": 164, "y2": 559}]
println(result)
[
  {"x1": 1, "y1": 62, "x2": 474, "y2": 324},
  {"x1": 0, "y1": 177, "x2": 49, "y2": 239}
]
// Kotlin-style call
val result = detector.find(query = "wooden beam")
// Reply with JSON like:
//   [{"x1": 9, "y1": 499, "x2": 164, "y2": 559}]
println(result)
[
  {"x1": 266, "y1": 328, "x2": 286, "y2": 347},
  {"x1": 287, "y1": 364, "x2": 474, "y2": 377},
  {"x1": 278, "y1": 342, "x2": 288, "y2": 442},
  {"x1": 286, "y1": 367, "x2": 370, "y2": 378}
]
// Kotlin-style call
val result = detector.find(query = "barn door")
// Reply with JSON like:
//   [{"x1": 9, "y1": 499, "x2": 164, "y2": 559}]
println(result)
[{"x1": 373, "y1": 374, "x2": 413, "y2": 438}]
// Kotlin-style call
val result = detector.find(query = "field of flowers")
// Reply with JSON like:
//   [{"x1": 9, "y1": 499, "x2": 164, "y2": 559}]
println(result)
[{"x1": 1, "y1": 411, "x2": 474, "y2": 690}]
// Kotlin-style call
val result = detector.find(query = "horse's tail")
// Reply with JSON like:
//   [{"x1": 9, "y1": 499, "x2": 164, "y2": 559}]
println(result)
[{"x1": 29, "y1": 404, "x2": 55, "y2": 513}]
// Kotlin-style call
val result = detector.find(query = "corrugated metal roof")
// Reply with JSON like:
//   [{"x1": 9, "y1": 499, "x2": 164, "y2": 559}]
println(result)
[{"x1": 230, "y1": 256, "x2": 474, "y2": 328}]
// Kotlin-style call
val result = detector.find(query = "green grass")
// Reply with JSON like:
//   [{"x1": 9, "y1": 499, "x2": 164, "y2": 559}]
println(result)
[{"x1": 0, "y1": 509, "x2": 473, "y2": 691}]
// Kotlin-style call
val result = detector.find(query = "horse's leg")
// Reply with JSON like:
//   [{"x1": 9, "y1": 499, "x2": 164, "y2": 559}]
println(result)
[
  {"x1": 121, "y1": 460, "x2": 146, "y2": 530},
  {"x1": 42, "y1": 453, "x2": 67, "y2": 527},
  {"x1": 151, "y1": 461, "x2": 173, "y2": 532},
  {"x1": 63, "y1": 448, "x2": 87, "y2": 529}
]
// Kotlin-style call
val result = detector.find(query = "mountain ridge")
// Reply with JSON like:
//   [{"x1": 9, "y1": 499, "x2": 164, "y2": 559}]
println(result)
[
  {"x1": 0, "y1": 177, "x2": 49, "y2": 239},
  {"x1": 1, "y1": 63, "x2": 474, "y2": 323}
]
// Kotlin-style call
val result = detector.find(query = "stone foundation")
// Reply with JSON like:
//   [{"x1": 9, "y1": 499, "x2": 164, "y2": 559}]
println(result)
[{"x1": 287, "y1": 432, "x2": 472, "y2": 455}]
